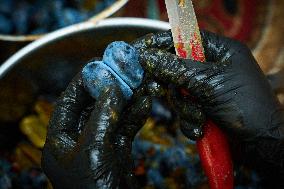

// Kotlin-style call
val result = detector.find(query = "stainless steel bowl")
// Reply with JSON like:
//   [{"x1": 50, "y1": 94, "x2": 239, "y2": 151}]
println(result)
[
  {"x1": 0, "y1": 17, "x2": 170, "y2": 123},
  {"x1": 0, "y1": 0, "x2": 129, "y2": 63}
]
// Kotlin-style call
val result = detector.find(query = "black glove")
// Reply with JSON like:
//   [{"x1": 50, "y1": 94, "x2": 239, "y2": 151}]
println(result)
[
  {"x1": 42, "y1": 73, "x2": 150, "y2": 189},
  {"x1": 42, "y1": 33, "x2": 173, "y2": 189},
  {"x1": 138, "y1": 30, "x2": 284, "y2": 188}
]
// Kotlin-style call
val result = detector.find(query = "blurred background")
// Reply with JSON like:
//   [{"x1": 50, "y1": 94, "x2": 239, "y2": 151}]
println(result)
[{"x1": 0, "y1": 0, "x2": 283, "y2": 188}]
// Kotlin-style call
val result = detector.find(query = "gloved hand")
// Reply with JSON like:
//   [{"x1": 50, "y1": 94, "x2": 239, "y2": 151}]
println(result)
[
  {"x1": 42, "y1": 34, "x2": 172, "y2": 189},
  {"x1": 138, "y1": 30, "x2": 284, "y2": 188}
]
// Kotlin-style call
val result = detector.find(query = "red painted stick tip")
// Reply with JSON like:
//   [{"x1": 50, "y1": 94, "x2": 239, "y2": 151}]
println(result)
[{"x1": 190, "y1": 32, "x2": 206, "y2": 62}]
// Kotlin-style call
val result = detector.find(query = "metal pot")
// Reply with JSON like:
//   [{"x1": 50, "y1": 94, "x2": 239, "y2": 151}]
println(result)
[
  {"x1": 0, "y1": 17, "x2": 169, "y2": 124},
  {"x1": 0, "y1": 18, "x2": 170, "y2": 188}
]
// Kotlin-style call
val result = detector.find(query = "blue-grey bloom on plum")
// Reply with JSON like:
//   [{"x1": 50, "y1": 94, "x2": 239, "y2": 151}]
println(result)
[{"x1": 82, "y1": 41, "x2": 144, "y2": 100}]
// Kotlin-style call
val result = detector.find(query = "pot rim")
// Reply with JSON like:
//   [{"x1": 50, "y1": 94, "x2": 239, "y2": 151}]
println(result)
[{"x1": 0, "y1": 17, "x2": 170, "y2": 78}]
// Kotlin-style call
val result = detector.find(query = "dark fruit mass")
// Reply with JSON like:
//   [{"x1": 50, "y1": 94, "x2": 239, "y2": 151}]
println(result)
[{"x1": 0, "y1": 0, "x2": 115, "y2": 35}]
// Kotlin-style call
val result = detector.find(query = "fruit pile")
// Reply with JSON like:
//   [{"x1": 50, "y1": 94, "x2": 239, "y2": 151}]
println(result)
[
  {"x1": 0, "y1": 0, "x2": 115, "y2": 35},
  {"x1": 0, "y1": 158, "x2": 48, "y2": 189},
  {"x1": 0, "y1": 96, "x2": 262, "y2": 188},
  {"x1": 132, "y1": 118, "x2": 261, "y2": 189}
]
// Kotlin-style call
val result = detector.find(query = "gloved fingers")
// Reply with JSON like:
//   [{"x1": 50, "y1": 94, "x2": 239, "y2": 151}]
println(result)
[
  {"x1": 133, "y1": 79, "x2": 174, "y2": 124},
  {"x1": 44, "y1": 73, "x2": 94, "y2": 158},
  {"x1": 70, "y1": 85, "x2": 129, "y2": 188},
  {"x1": 131, "y1": 30, "x2": 173, "y2": 51},
  {"x1": 200, "y1": 30, "x2": 251, "y2": 63},
  {"x1": 180, "y1": 119, "x2": 204, "y2": 141},
  {"x1": 132, "y1": 29, "x2": 249, "y2": 64},
  {"x1": 45, "y1": 85, "x2": 129, "y2": 189},
  {"x1": 84, "y1": 95, "x2": 151, "y2": 188},
  {"x1": 170, "y1": 90, "x2": 206, "y2": 140},
  {"x1": 139, "y1": 48, "x2": 227, "y2": 100},
  {"x1": 144, "y1": 80, "x2": 168, "y2": 98},
  {"x1": 131, "y1": 76, "x2": 168, "y2": 99},
  {"x1": 81, "y1": 85, "x2": 126, "y2": 147},
  {"x1": 110, "y1": 96, "x2": 152, "y2": 188},
  {"x1": 171, "y1": 92, "x2": 205, "y2": 123},
  {"x1": 117, "y1": 95, "x2": 152, "y2": 140}
]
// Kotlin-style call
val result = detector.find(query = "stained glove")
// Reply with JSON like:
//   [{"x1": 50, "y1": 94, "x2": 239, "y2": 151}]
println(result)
[
  {"x1": 42, "y1": 42, "x2": 150, "y2": 189},
  {"x1": 42, "y1": 33, "x2": 172, "y2": 189},
  {"x1": 138, "y1": 30, "x2": 284, "y2": 188}
]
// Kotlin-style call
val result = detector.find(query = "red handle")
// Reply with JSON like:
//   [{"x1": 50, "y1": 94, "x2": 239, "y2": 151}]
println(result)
[
  {"x1": 197, "y1": 121, "x2": 234, "y2": 189},
  {"x1": 177, "y1": 33, "x2": 234, "y2": 189}
]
